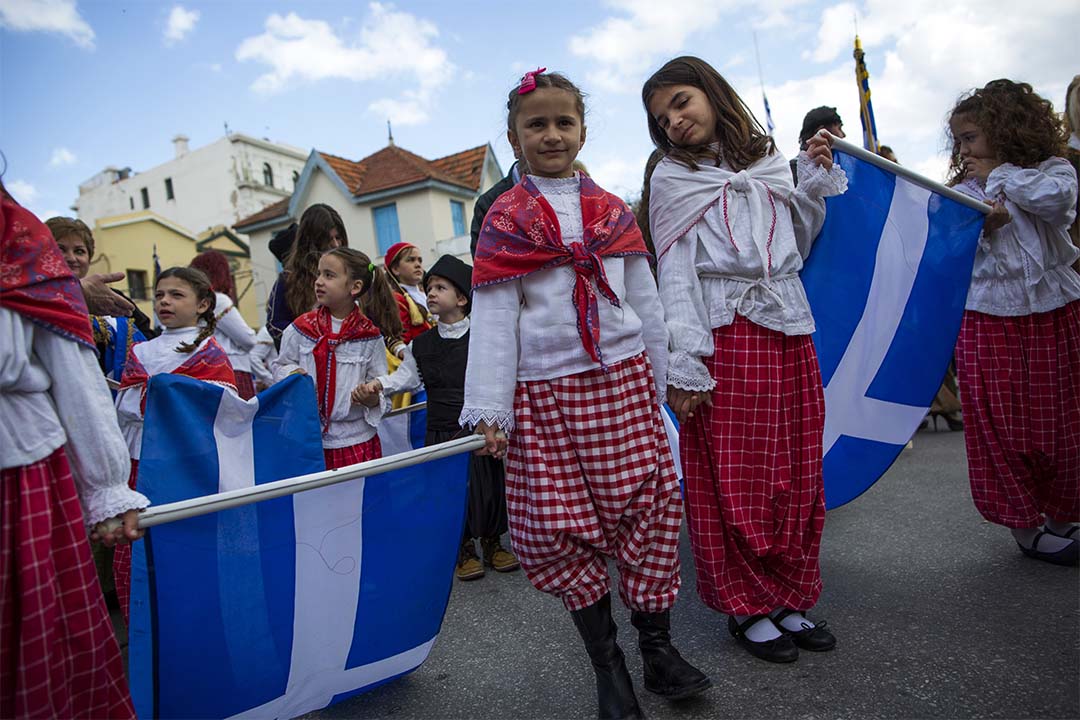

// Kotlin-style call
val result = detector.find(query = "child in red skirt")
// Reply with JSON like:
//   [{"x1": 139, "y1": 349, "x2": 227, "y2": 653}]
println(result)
[
  {"x1": 113, "y1": 266, "x2": 237, "y2": 622},
  {"x1": 1, "y1": 185, "x2": 149, "y2": 718},
  {"x1": 644, "y1": 56, "x2": 846, "y2": 663},
  {"x1": 948, "y1": 79, "x2": 1080, "y2": 565},
  {"x1": 464, "y1": 69, "x2": 710, "y2": 719},
  {"x1": 275, "y1": 247, "x2": 398, "y2": 469}
]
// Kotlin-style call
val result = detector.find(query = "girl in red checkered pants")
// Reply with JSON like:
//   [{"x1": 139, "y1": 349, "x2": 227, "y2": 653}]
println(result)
[
  {"x1": 947, "y1": 80, "x2": 1080, "y2": 566},
  {"x1": 644, "y1": 56, "x2": 846, "y2": 664},
  {"x1": 463, "y1": 69, "x2": 711, "y2": 719}
]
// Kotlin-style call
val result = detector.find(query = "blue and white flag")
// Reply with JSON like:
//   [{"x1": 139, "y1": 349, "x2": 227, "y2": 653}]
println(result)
[
  {"x1": 129, "y1": 374, "x2": 469, "y2": 719},
  {"x1": 802, "y1": 151, "x2": 985, "y2": 508}
]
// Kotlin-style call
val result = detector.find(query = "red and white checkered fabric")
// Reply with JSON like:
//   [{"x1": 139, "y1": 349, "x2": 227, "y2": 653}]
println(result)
[
  {"x1": 235, "y1": 370, "x2": 256, "y2": 400},
  {"x1": 1, "y1": 448, "x2": 135, "y2": 719},
  {"x1": 112, "y1": 460, "x2": 138, "y2": 625},
  {"x1": 956, "y1": 301, "x2": 1080, "y2": 528},
  {"x1": 681, "y1": 316, "x2": 826, "y2": 616},
  {"x1": 505, "y1": 352, "x2": 682, "y2": 612},
  {"x1": 324, "y1": 435, "x2": 383, "y2": 470}
]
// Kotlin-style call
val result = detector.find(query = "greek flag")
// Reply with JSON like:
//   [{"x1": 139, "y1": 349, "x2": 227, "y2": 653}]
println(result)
[
  {"x1": 128, "y1": 375, "x2": 468, "y2": 719},
  {"x1": 802, "y1": 151, "x2": 985, "y2": 508}
]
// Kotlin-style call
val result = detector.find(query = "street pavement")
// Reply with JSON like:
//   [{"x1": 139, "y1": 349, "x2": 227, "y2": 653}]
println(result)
[{"x1": 310, "y1": 428, "x2": 1079, "y2": 719}]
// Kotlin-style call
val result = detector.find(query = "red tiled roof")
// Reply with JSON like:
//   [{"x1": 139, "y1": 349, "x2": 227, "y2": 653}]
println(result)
[
  {"x1": 234, "y1": 197, "x2": 290, "y2": 230},
  {"x1": 430, "y1": 145, "x2": 489, "y2": 192}
]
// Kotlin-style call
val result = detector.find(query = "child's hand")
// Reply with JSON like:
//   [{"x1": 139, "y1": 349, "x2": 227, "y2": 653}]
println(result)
[
  {"x1": 91, "y1": 509, "x2": 144, "y2": 547},
  {"x1": 982, "y1": 201, "x2": 1012, "y2": 233},
  {"x1": 351, "y1": 384, "x2": 381, "y2": 408},
  {"x1": 962, "y1": 156, "x2": 1000, "y2": 183},
  {"x1": 667, "y1": 387, "x2": 711, "y2": 425},
  {"x1": 805, "y1": 132, "x2": 834, "y2": 171},
  {"x1": 475, "y1": 420, "x2": 508, "y2": 459}
]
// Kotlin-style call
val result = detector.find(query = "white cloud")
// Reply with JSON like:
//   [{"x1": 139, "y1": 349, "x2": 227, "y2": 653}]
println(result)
[
  {"x1": 235, "y1": 3, "x2": 452, "y2": 125},
  {"x1": 588, "y1": 153, "x2": 651, "y2": 201},
  {"x1": 49, "y1": 146, "x2": 76, "y2": 167},
  {"x1": 164, "y1": 5, "x2": 199, "y2": 45},
  {"x1": 0, "y1": 0, "x2": 94, "y2": 48},
  {"x1": 7, "y1": 179, "x2": 39, "y2": 204}
]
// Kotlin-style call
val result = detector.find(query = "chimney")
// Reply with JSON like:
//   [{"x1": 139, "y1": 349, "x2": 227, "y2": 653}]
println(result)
[{"x1": 172, "y1": 134, "x2": 190, "y2": 158}]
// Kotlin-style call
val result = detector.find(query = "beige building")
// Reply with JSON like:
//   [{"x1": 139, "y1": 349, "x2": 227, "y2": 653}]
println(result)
[{"x1": 234, "y1": 142, "x2": 503, "y2": 315}]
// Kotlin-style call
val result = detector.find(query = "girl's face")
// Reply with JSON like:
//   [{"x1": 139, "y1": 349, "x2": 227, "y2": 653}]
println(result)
[
  {"x1": 508, "y1": 87, "x2": 586, "y2": 179},
  {"x1": 315, "y1": 254, "x2": 362, "y2": 313},
  {"x1": 950, "y1": 114, "x2": 994, "y2": 162},
  {"x1": 326, "y1": 227, "x2": 343, "y2": 250},
  {"x1": 55, "y1": 234, "x2": 91, "y2": 278},
  {"x1": 392, "y1": 247, "x2": 424, "y2": 286},
  {"x1": 647, "y1": 84, "x2": 718, "y2": 147},
  {"x1": 155, "y1": 277, "x2": 210, "y2": 329}
]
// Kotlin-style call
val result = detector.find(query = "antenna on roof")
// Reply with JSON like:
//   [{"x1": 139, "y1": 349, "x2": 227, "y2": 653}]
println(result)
[
  {"x1": 387, "y1": 120, "x2": 394, "y2": 147},
  {"x1": 224, "y1": 121, "x2": 231, "y2": 137}
]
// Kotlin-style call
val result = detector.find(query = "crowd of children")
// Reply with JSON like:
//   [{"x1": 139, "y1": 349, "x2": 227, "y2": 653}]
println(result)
[{"x1": 2, "y1": 61, "x2": 1078, "y2": 720}]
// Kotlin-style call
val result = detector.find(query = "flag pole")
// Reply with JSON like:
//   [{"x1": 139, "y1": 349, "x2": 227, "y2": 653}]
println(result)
[
  {"x1": 136, "y1": 434, "x2": 486, "y2": 529},
  {"x1": 827, "y1": 133, "x2": 990, "y2": 215},
  {"x1": 753, "y1": 32, "x2": 775, "y2": 136}
]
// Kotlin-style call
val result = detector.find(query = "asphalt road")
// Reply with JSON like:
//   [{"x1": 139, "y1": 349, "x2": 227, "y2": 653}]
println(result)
[{"x1": 307, "y1": 428, "x2": 1079, "y2": 719}]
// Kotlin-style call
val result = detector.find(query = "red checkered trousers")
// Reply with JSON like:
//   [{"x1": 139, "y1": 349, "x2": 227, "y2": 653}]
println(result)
[
  {"x1": 505, "y1": 352, "x2": 683, "y2": 613},
  {"x1": 1, "y1": 448, "x2": 135, "y2": 719},
  {"x1": 681, "y1": 315, "x2": 826, "y2": 617},
  {"x1": 955, "y1": 301, "x2": 1080, "y2": 528},
  {"x1": 112, "y1": 459, "x2": 139, "y2": 625},
  {"x1": 235, "y1": 370, "x2": 256, "y2": 400},
  {"x1": 324, "y1": 435, "x2": 383, "y2": 470}
]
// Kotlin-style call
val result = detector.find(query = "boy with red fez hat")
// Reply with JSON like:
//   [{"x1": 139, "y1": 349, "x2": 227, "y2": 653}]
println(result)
[{"x1": 368, "y1": 254, "x2": 520, "y2": 579}]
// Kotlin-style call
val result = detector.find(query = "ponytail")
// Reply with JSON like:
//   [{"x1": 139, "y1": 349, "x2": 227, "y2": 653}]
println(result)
[{"x1": 323, "y1": 247, "x2": 404, "y2": 346}]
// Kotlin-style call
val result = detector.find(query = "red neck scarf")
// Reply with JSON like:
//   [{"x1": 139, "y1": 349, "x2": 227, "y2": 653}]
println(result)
[
  {"x1": 118, "y1": 336, "x2": 237, "y2": 413},
  {"x1": 473, "y1": 173, "x2": 650, "y2": 368},
  {"x1": 0, "y1": 189, "x2": 95, "y2": 349},
  {"x1": 292, "y1": 306, "x2": 381, "y2": 431}
]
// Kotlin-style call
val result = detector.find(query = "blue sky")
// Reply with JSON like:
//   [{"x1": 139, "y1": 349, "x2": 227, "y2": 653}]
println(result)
[{"x1": 3, "y1": 0, "x2": 1077, "y2": 222}]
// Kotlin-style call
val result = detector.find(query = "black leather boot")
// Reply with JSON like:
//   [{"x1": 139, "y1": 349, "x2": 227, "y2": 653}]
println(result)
[
  {"x1": 570, "y1": 594, "x2": 645, "y2": 720},
  {"x1": 630, "y1": 609, "x2": 712, "y2": 700}
]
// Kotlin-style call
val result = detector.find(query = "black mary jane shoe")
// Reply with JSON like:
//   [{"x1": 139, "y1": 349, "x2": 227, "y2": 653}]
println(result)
[
  {"x1": 1045, "y1": 524, "x2": 1079, "y2": 540},
  {"x1": 727, "y1": 615, "x2": 798, "y2": 664},
  {"x1": 771, "y1": 609, "x2": 837, "y2": 652},
  {"x1": 1017, "y1": 529, "x2": 1080, "y2": 567}
]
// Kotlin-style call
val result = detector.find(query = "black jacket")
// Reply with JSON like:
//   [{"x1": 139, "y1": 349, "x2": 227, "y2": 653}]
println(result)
[{"x1": 469, "y1": 162, "x2": 519, "y2": 257}]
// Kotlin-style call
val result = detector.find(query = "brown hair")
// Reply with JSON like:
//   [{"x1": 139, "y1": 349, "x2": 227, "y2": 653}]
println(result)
[
  {"x1": 189, "y1": 249, "x2": 237, "y2": 302},
  {"x1": 45, "y1": 216, "x2": 95, "y2": 258},
  {"x1": 506, "y1": 71, "x2": 587, "y2": 139},
  {"x1": 156, "y1": 266, "x2": 217, "y2": 353},
  {"x1": 285, "y1": 204, "x2": 347, "y2": 317},
  {"x1": 642, "y1": 56, "x2": 775, "y2": 172},
  {"x1": 323, "y1": 247, "x2": 403, "y2": 345},
  {"x1": 635, "y1": 149, "x2": 666, "y2": 258},
  {"x1": 946, "y1": 79, "x2": 1067, "y2": 186}
]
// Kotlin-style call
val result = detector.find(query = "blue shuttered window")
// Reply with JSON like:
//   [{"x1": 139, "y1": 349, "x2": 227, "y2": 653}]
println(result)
[
  {"x1": 373, "y1": 203, "x2": 401, "y2": 255},
  {"x1": 450, "y1": 200, "x2": 466, "y2": 236}
]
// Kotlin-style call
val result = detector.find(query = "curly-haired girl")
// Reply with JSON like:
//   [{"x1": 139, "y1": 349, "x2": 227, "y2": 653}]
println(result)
[{"x1": 948, "y1": 79, "x2": 1080, "y2": 565}]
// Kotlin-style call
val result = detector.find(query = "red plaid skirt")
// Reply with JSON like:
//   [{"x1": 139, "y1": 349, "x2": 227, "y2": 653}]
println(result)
[
  {"x1": 112, "y1": 460, "x2": 138, "y2": 625},
  {"x1": 681, "y1": 316, "x2": 826, "y2": 616},
  {"x1": 235, "y1": 370, "x2": 256, "y2": 400},
  {"x1": 1, "y1": 449, "x2": 135, "y2": 719},
  {"x1": 505, "y1": 353, "x2": 683, "y2": 612},
  {"x1": 955, "y1": 301, "x2": 1080, "y2": 527},
  {"x1": 324, "y1": 436, "x2": 383, "y2": 470}
]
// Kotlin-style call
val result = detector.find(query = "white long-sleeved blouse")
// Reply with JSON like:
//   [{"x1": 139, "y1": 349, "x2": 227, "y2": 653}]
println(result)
[
  {"x1": 1, "y1": 307, "x2": 149, "y2": 526},
  {"x1": 273, "y1": 317, "x2": 389, "y2": 448},
  {"x1": 248, "y1": 325, "x2": 278, "y2": 388},
  {"x1": 651, "y1": 150, "x2": 847, "y2": 392},
  {"x1": 956, "y1": 158, "x2": 1080, "y2": 316},
  {"x1": 212, "y1": 292, "x2": 257, "y2": 373},
  {"x1": 460, "y1": 173, "x2": 669, "y2": 433},
  {"x1": 376, "y1": 316, "x2": 470, "y2": 396}
]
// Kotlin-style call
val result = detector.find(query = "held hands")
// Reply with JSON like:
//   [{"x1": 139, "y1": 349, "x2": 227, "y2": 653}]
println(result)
[
  {"x1": 351, "y1": 381, "x2": 382, "y2": 407},
  {"x1": 81, "y1": 273, "x2": 135, "y2": 317},
  {"x1": 475, "y1": 420, "x2": 508, "y2": 459},
  {"x1": 667, "y1": 387, "x2": 712, "y2": 425},
  {"x1": 90, "y1": 509, "x2": 144, "y2": 547},
  {"x1": 806, "y1": 132, "x2": 834, "y2": 172},
  {"x1": 982, "y1": 201, "x2": 1012, "y2": 233}
]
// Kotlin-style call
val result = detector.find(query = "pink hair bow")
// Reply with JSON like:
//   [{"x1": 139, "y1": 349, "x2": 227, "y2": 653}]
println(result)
[{"x1": 518, "y1": 67, "x2": 546, "y2": 95}]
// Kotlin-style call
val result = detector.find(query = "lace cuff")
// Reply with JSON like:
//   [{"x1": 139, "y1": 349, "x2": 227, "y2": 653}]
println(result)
[
  {"x1": 797, "y1": 153, "x2": 849, "y2": 198},
  {"x1": 363, "y1": 392, "x2": 391, "y2": 428},
  {"x1": 459, "y1": 408, "x2": 516, "y2": 435},
  {"x1": 667, "y1": 351, "x2": 716, "y2": 393},
  {"x1": 80, "y1": 485, "x2": 151, "y2": 528}
]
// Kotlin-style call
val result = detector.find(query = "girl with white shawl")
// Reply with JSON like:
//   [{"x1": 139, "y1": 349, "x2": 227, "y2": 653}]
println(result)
[{"x1": 642, "y1": 56, "x2": 847, "y2": 664}]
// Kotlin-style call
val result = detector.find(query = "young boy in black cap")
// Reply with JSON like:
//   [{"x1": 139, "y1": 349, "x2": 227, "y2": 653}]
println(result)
[
  {"x1": 791, "y1": 106, "x2": 845, "y2": 184},
  {"x1": 366, "y1": 254, "x2": 519, "y2": 580}
]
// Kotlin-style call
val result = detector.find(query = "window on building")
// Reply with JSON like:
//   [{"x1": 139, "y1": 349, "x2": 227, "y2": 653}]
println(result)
[
  {"x1": 373, "y1": 203, "x2": 401, "y2": 256},
  {"x1": 263, "y1": 163, "x2": 274, "y2": 188},
  {"x1": 292, "y1": 170, "x2": 300, "y2": 189},
  {"x1": 165, "y1": 177, "x2": 174, "y2": 200},
  {"x1": 127, "y1": 270, "x2": 149, "y2": 300},
  {"x1": 140, "y1": 187, "x2": 150, "y2": 209},
  {"x1": 129, "y1": 197, "x2": 134, "y2": 210},
  {"x1": 450, "y1": 200, "x2": 466, "y2": 236}
]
